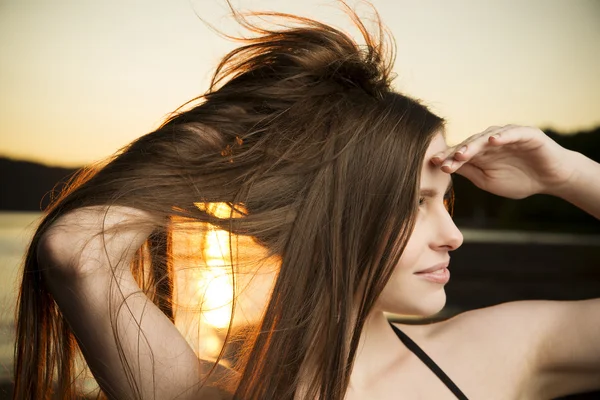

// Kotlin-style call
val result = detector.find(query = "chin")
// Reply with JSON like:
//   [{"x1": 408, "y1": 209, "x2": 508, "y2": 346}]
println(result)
[
  {"x1": 418, "y1": 289, "x2": 447, "y2": 316},
  {"x1": 378, "y1": 288, "x2": 447, "y2": 318}
]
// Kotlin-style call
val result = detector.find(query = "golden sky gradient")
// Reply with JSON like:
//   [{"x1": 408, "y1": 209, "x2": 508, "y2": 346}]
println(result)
[{"x1": 1, "y1": 0, "x2": 599, "y2": 167}]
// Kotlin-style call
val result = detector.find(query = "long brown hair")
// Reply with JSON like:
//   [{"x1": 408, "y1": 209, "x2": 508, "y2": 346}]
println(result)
[{"x1": 13, "y1": 3, "x2": 444, "y2": 399}]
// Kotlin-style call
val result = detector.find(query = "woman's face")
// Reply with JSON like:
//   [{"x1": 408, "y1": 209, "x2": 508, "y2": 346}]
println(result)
[{"x1": 376, "y1": 132, "x2": 464, "y2": 317}]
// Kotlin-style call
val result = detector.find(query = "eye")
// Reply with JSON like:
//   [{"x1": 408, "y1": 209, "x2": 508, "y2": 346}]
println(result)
[
  {"x1": 418, "y1": 190, "x2": 454, "y2": 211},
  {"x1": 443, "y1": 191, "x2": 454, "y2": 212}
]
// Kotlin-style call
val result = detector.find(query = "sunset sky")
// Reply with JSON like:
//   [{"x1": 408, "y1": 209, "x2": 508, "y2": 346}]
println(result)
[{"x1": 1, "y1": 0, "x2": 599, "y2": 167}]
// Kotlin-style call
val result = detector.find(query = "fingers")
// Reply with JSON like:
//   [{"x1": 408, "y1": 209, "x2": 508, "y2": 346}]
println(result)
[
  {"x1": 431, "y1": 125, "x2": 519, "y2": 173},
  {"x1": 431, "y1": 126, "x2": 493, "y2": 164},
  {"x1": 487, "y1": 124, "x2": 533, "y2": 146}
]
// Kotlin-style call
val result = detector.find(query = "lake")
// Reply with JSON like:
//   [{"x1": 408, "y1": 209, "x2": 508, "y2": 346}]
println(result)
[{"x1": 0, "y1": 212, "x2": 41, "y2": 382}]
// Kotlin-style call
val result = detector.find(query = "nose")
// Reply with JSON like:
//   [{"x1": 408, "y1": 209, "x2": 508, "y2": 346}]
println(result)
[{"x1": 432, "y1": 211, "x2": 464, "y2": 251}]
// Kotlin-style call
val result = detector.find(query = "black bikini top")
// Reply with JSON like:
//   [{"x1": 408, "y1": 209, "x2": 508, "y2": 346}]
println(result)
[{"x1": 389, "y1": 323, "x2": 469, "y2": 400}]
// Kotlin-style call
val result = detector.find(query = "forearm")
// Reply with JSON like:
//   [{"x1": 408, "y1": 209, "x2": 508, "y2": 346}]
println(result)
[
  {"x1": 45, "y1": 268, "x2": 205, "y2": 400},
  {"x1": 39, "y1": 206, "x2": 215, "y2": 399},
  {"x1": 550, "y1": 150, "x2": 600, "y2": 220}
]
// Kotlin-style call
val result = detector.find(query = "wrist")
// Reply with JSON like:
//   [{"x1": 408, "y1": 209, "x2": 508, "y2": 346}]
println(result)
[{"x1": 545, "y1": 150, "x2": 592, "y2": 200}]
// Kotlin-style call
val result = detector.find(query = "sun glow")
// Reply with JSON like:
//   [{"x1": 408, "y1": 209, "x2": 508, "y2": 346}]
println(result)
[
  {"x1": 171, "y1": 202, "x2": 278, "y2": 360},
  {"x1": 198, "y1": 220, "x2": 234, "y2": 329}
]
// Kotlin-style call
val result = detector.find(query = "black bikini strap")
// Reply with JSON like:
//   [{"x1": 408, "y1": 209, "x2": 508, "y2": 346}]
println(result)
[{"x1": 389, "y1": 323, "x2": 469, "y2": 400}]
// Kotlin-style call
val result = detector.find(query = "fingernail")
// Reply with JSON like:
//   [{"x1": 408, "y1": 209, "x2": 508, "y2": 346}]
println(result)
[
  {"x1": 456, "y1": 146, "x2": 467, "y2": 155},
  {"x1": 442, "y1": 159, "x2": 453, "y2": 169}
]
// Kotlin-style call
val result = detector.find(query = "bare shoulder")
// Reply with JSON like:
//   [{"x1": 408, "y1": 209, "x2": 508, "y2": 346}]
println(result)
[
  {"x1": 442, "y1": 300, "x2": 552, "y2": 336},
  {"x1": 398, "y1": 300, "x2": 553, "y2": 343},
  {"x1": 415, "y1": 302, "x2": 551, "y2": 365},
  {"x1": 389, "y1": 303, "x2": 551, "y2": 399},
  {"x1": 422, "y1": 299, "x2": 600, "y2": 398},
  {"x1": 434, "y1": 300, "x2": 555, "y2": 364}
]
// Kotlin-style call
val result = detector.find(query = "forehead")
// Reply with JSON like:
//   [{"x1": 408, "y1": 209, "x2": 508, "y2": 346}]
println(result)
[
  {"x1": 422, "y1": 132, "x2": 451, "y2": 186},
  {"x1": 425, "y1": 132, "x2": 449, "y2": 158}
]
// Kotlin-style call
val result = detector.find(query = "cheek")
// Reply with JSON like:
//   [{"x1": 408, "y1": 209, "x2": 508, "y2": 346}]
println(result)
[
  {"x1": 395, "y1": 223, "x2": 424, "y2": 272},
  {"x1": 372, "y1": 225, "x2": 446, "y2": 316},
  {"x1": 389, "y1": 224, "x2": 426, "y2": 285},
  {"x1": 373, "y1": 237, "x2": 421, "y2": 312}
]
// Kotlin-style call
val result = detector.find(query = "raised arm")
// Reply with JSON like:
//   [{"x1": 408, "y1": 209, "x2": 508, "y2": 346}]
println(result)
[
  {"x1": 431, "y1": 124, "x2": 600, "y2": 219},
  {"x1": 37, "y1": 206, "x2": 225, "y2": 400},
  {"x1": 548, "y1": 149, "x2": 600, "y2": 220}
]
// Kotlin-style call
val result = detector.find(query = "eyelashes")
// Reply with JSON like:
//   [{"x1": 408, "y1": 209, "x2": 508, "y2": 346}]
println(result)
[
  {"x1": 419, "y1": 192, "x2": 454, "y2": 212},
  {"x1": 444, "y1": 191, "x2": 454, "y2": 213}
]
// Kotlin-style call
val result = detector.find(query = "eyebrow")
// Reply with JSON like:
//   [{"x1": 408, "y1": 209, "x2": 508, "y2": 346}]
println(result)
[{"x1": 420, "y1": 177, "x2": 453, "y2": 197}]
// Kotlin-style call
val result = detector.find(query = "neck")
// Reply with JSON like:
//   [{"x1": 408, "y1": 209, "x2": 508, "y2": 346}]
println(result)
[{"x1": 348, "y1": 310, "x2": 408, "y2": 392}]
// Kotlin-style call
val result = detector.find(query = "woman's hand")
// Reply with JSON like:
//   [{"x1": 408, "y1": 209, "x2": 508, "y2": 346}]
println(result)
[{"x1": 431, "y1": 125, "x2": 577, "y2": 199}]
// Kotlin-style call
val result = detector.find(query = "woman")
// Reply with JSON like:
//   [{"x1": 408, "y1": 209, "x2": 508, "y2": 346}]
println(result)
[{"x1": 12, "y1": 4, "x2": 600, "y2": 400}]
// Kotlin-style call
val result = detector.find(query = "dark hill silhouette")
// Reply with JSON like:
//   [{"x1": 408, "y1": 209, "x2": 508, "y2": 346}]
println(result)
[{"x1": 0, "y1": 157, "x2": 78, "y2": 211}]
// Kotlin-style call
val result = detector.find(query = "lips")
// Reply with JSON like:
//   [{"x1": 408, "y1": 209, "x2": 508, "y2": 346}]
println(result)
[
  {"x1": 414, "y1": 261, "x2": 451, "y2": 284},
  {"x1": 415, "y1": 261, "x2": 449, "y2": 274}
]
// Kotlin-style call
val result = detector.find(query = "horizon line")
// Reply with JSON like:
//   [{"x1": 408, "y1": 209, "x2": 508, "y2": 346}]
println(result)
[{"x1": 2, "y1": 124, "x2": 599, "y2": 169}]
